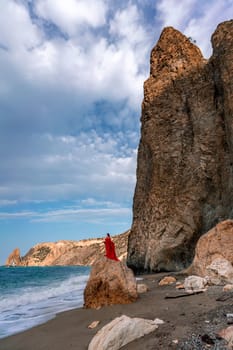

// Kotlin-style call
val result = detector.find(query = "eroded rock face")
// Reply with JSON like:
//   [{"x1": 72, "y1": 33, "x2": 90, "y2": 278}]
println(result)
[
  {"x1": 189, "y1": 220, "x2": 233, "y2": 278},
  {"x1": 127, "y1": 21, "x2": 233, "y2": 272},
  {"x1": 84, "y1": 258, "x2": 138, "y2": 308}
]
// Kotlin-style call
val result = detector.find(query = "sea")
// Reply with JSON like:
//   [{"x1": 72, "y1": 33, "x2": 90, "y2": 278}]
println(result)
[{"x1": 0, "y1": 265, "x2": 90, "y2": 339}]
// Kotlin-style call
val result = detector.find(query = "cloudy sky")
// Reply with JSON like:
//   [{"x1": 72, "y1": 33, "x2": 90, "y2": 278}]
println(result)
[{"x1": 0, "y1": 0, "x2": 232, "y2": 265}]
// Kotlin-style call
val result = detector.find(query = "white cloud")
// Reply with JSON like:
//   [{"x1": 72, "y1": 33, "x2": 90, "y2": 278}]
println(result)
[
  {"x1": 156, "y1": 0, "x2": 196, "y2": 30},
  {"x1": 35, "y1": 0, "x2": 107, "y2": 36},
  {"x1": 1, "y1": 1, "x2": 232, "y2": 140},
  {"x1": 0, "y1": 0, "x2": 232, "y2": 216},
  {"x1": 0, "y1": 2, "x2": 148, "y2": 117},
  {"x1": 0, "y1": 131, "x2": 137, "y2": 203},
  {"x1": 79, "y1": 37, "x2": 145, "y2": 108},
  {"x1": 26, "y1": 36, "x2": 146, "y2": 109},
  {"x1": 0, "y1": 211, "x2": 35, "y2": 218},
  {"x1": 0, "y1": 200, "x2": 18, "y2": 207},
  {"x1": 184, "y1": 0, "x2": 233, "y2": 57},
  {"x1": 32, "y1": 207, "x2": 131, "y2": 222},
  {"x1": 80, "y1": 198, "x2": 121, "y2": 208},
  {"x1": 0, "y1": 0, "x2": 42, "y2": 50},
  {"x1": 110, "y1": 4, "x2": 146, "y2": 46},
  {"x1": 0, "y1": 206, "x2": 131, "y2": 223}
]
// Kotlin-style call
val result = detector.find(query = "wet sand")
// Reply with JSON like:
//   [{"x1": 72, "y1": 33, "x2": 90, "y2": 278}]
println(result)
[{"x1": 0, "y1": 272, "x2": 232, "y2": 350}]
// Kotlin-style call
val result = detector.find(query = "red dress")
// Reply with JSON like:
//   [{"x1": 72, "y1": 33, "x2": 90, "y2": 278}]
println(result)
[{"x1": 104, "y1": 237, "x2": 119, "y2": 261}]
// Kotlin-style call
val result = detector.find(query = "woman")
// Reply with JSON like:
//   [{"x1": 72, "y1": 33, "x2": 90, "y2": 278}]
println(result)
[{"x1": 104, "y1": 233, "x2": 119, "y2": 261}]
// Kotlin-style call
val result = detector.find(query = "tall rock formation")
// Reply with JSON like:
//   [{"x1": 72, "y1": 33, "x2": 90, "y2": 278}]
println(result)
[{"x1": 127, "y1": 21, "x2": 233, "y2": 272}]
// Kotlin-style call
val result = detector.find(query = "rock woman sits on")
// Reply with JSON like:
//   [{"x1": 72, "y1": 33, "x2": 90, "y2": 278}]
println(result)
[{"x1": 104, "y1": 233, "x2": 119, "y2": 261}]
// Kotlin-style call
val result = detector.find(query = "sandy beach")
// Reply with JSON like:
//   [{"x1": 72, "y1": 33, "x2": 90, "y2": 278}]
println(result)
[{"x1": 0, "y1": 272, "x2": 232, "y2": 350}]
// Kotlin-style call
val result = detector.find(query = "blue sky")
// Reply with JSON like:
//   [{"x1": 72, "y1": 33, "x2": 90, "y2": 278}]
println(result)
[{"x1": 0, "y1": 0, "x2": 232, "y2": 265}]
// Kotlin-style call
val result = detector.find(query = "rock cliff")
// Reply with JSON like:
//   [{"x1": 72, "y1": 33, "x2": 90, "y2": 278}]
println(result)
[
  {"x1": 5, "y1": 231, "x2": 129, "y2": 266},
  {"x1": 127, "y1": 20, "x2": 233, "y2": 272}
]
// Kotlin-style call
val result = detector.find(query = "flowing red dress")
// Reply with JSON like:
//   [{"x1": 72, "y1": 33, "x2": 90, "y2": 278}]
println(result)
[{"x1": 104, "y1": 237, "x2": 119, "y2": 261}]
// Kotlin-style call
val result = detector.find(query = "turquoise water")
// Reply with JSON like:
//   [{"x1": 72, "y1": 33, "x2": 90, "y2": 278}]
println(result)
[{"x1": 0, "y1": 266, "x2": 90, "y2": 339}]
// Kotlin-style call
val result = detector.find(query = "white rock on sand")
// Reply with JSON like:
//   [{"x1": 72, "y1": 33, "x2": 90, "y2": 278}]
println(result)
[
  {"x1": 184, "y1": 275, "x2": 207, "y2": 293},
  {"x1": 88, "y1": 315, "x2": 164, "y2": 350}
]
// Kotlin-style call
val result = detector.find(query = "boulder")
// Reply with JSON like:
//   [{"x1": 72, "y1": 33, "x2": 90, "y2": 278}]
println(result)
[
  {"x1": 84, "y1": 258, "x2": 138, "y2": 308},
  {"x1": 88, "y1": 315, "x2": 163, "y2": 350},
  {"x1": 184, "y1": 275, "x2": 207, "y2": 293},
  {"x1": 189, "y1": 220, "x2": 233, "y2": 277},
  {"x1": 127, "y1": 20, "x2": 233, "y2": 272},
  {"x1": 206, "y1": 258, "x2": 233, "y2": 285}
]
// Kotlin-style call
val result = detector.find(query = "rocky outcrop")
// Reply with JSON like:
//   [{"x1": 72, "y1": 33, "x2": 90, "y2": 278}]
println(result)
[
  {"x1": 5, "y1": 231, "x2": 129, "y2": 266},
  {"x1": 127, "y1": 20, "x2": 233, "y2": 272},
  {"x1": 84, "y1": 258, "x2": 138, "y2": 308},
  {"x1": 189, "y1": 220, "x2": 233, "y2": 277},
  {"x1": 5, "y1": 248, "x2": 21, "y2": 266}
]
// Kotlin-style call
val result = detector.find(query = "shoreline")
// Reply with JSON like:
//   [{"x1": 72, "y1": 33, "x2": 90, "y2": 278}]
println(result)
[{"x1": 0, "y1": 272, "x2": 232, "y2": 349}]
